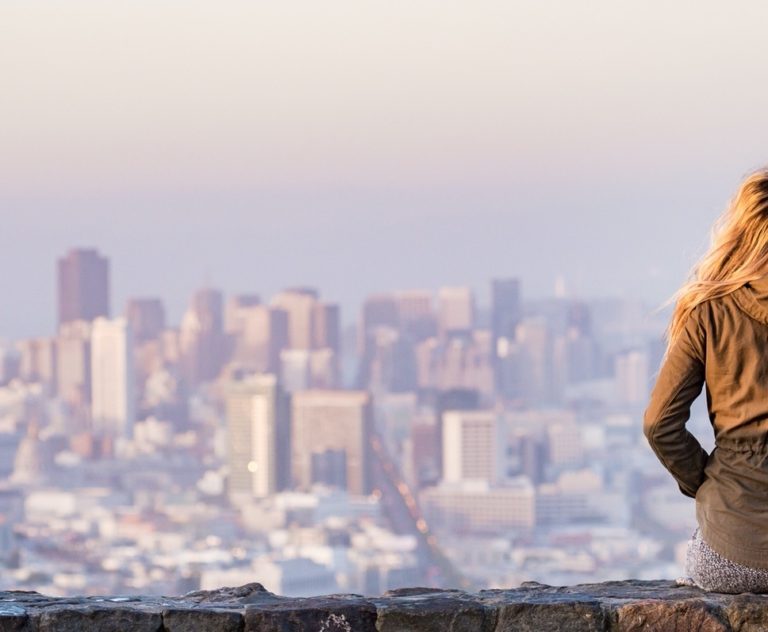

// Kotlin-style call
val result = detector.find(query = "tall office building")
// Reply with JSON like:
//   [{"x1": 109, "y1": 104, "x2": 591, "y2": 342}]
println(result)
[
  {"x1": 442, "y1": 410, "x2": 506, "y2": 484},
  {"x1": 271, "y1": 288, "x2": 319, "y2": 350},
  {"x1": 225, "y1": 373, "x2": 289, "y2": 502},
  {"x1": 313, "y1": 302, "x2": 340, "y2": 354},
  {"x1": 359, "y1": 294, "x2": 399, "y2": 354},
  {"x1": 56, "y1": 320, "x2": 92, "y2": 409},
  {"x1": 491, "y1": 278, "x2": 523, "y2": 399},
  {"x1": 291, "y1": 390, "x2": 373, "y2": 495},
  {"x1": 615, "y1": 348, "x2": 650, "y2": 405},
  {"x1": 91, "y1": 317, "x2": 135, "y2": 438},
  {"x1": 18, "y1": 337, "x2": 57, "y2": 391},
  {"x1": 224, "y1": 294, "x2": 261, "y2": 334},
  {"x1": 271, "y1": 289, "x2": 340, "y2": 388},
  {"x1": 180, "y1": 288, "x2": 226, "y2": 385},
  {"x1": 437, "y1": 287, "x2": 475, "y2": 337},
  {"x1": 397, "y1": 290, "x2": 436, "y2": 342},
  {"x1": 230, "y1": 305, "x2": 289, "y2": 373},
  {"x1": 57, "y1": 248, "x2": 110, "y2": 327},
  {"x1": 516, "y1": 317, "x2": 557, "y2": 405},
  {"x1": 125, "y1": 298, "x2": 166, "y2": 344},
  {"x1": 491, "y1": 278, "x2": 521, "y2": 350}
]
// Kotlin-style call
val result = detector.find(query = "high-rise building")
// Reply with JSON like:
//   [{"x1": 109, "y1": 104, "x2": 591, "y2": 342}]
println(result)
[
  {"x1": 492, "y1": 278, "x2": 523, "y2": 402},
  {"x1": 280, "y1": 349, "x2": 311, "y2": 393},
  {"x1": 180, "y1": 288, "x2": 226, "y2": 385},
  {"x1": 230, "y1": 305, "x2": 288, "y2": 373},
  {"x1": 56, "y1": 320, "x2": 92, "y2": 410},
  {"x1": 271, "y1": 288, "x2": 319, "y2": 350},
  {"x1": 224, "y1": 294, "x2": 261, "y2": 334},
  {"x1": 615, "y1": 348, "x2": 650, "y2": 405},
  {"x1": 57, "y1": 248, "x2": 110, "y2": 327},
  {"x1": 271, "y1": 290, "x2": 340, "y2": 388},
  {"x1": 91, "y1": 317, "x2": 135, "y2": 438},
  {"x1": 313, "y1": 302, "x2": 340, "y2": 354},
  {"x1": 491, "y1": 278, "x2": 521, "y2": 351},
  {"x1": 433, "y1": 331, "x2": 494, "y2": 396},
  {"x1": 359, "y1": 294, "x2": 399, "y2": 355},
  {"x1": 225, "y1": 373, "x2": 289, "y2": 502},
  {"x1": 362, "y1": 327, "x2": 417, "y2": 394},
  {"x1": 18, "y1": 337, "x2": 57, "y2": 392},
  {"x1": 397, "y1": 290, "x2": 436, "y2": 342},
  {"x1": 312, "y1": 302, "x2": 340, "y2": 386},
  {"x1": 516, "y1": 317, "x2": 557, "y2": 405},
  {"x1": 437, "y1": 287, "x2": 475, "y2": 337},
  {"x1": 291, "y1": 390, "x2": 373, "y2": 495},
  {"x1": 441, "y1": 410, "x2": 506, "y2": 484},
  {"x1": 434, "y1": 388, "x2": 479, "y2": 480},
  {"x1": 125, "y1": 298, "x2": 166, "y2": 344}
]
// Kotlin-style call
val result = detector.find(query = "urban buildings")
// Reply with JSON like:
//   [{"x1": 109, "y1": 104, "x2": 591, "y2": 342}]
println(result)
[
  {"x1": 57, "y1": 248, "x2": 110, "y2": 327},
  {"x1": 90, "y1": 317, "x2": 135, "y2": 439},
  {"x1": 291, "y1": 390, "x2": 374, "y2": 495},
  {"x1": 0, "y1": 247, "x2": 683, "y2": 597}
]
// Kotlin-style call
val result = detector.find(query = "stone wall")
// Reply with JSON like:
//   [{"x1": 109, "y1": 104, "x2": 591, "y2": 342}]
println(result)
[{"x1": 0, "y1": 579, "x2": 764, "y2": 631}]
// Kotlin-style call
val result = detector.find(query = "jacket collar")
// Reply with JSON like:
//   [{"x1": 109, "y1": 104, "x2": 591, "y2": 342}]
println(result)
[{"x1": 733, "y1": 279, "x2": 768, "y2": 325}]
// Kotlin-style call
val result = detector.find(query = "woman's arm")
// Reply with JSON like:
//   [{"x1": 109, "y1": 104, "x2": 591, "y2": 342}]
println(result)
[{"x1": 643, "y1": 305, "x2": 708, "y2": 498}]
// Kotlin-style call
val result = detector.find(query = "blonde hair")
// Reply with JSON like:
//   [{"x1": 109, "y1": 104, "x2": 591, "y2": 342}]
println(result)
[{"x1": 664, "y1": 167, "x2": 768, "y2": 353}]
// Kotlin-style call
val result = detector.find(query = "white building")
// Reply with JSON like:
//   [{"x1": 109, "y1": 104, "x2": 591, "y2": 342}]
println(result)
[
  {"x1": 615, "y1": 348, "x2": 650, "y2": 405},
  {"x1": 226, "y1": 373, "x2": 284, "y2": 501},
  {"x1": 420, "y1": 478, "x2": 536, "y2": 533},
  {"x1": 91, "y1": 317, "x2": 134, "y2": 438},
  {"x1": 442, "y1": 410, "x2": 506, "y2": 484}
]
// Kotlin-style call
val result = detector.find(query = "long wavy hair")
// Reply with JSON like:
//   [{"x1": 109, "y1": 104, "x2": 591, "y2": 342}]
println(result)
[{"x1": 664, "y1": 168, "x2": 768, "y2": 354}]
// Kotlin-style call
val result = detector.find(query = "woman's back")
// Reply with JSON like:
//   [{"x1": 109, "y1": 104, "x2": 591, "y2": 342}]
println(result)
[{"x1": 645, "y1": 276, "x2": 768, "y2": 570}]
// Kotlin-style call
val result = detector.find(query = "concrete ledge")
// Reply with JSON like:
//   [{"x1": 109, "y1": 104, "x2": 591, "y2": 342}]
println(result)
[{"x1": 0, "y1": 580, "x2": 767, "y2": 631}]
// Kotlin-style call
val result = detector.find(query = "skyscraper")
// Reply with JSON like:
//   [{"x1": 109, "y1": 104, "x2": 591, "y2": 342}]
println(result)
[
  {"x1": 312, "y1": 302, "x2": 340, "y2": 355},
  {"x1": 229, "y1": 305, "x2": 288, "y2": 373},
  {"x1": 492, "y1": 278, "x2": 522, "y2": 396},
  {"x1": 491, "y1": 278, "x2": 521, "y2": 349},
  {"x1": 291, "y1": 390, "x2": 373, "y2": 495},
  {"x1": 225, "y1": 373, "x2": 289, "y2": 502},
  {"x1": 359, "y1": 294, "x2": 399, "y2": 354},
  {"x1": 56, "y1": 320, "x2": 92, "y2": 410},
  {"x1": 57, "y1": 248, "x2": 110, "y2": 327},
  {"x1": 180, "y1": 288, "x2": 226, "y2": 385},
  {"x1": 441, "y1": 410, "x2": 506, "y2": 484},
  {"x1": 271, "y1": 288, "x2": 318, "y2": 350},
  {"x1": 91, "y1": 317, "x2": 135, "y2": 438},
  {"x1": 437, "y1": 286, "x2": 475, "y2": 337},
  {"x1": 125, "y1": 298, "x2": 166, "y2": 344},
  {"x1": 397, "y1": 290, "x2": 436, "y2": 342}
]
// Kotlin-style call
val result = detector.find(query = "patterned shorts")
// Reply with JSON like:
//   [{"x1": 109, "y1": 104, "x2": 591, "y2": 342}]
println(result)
[{"x1": 685, "y1": 527, "x2": 768, "y2": 593}]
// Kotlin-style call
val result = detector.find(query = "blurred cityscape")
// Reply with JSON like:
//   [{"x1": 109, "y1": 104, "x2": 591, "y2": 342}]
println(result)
[{"x1": 0, "y1": 247, "x2": 708, "y2": 597}]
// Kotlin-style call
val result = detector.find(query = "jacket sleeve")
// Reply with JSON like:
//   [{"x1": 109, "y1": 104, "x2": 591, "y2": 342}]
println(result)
[{"x1": 643, "y1": 304, "x2": 708, "y2": 498}]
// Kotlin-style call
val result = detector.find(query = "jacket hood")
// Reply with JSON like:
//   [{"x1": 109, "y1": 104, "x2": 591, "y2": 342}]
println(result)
[
  {"x1": 748, "y1": 276, "x2": 768, "y2": 300},
  {"x1": 733, "y1": 277, "x2": 768, "y2": 325}
]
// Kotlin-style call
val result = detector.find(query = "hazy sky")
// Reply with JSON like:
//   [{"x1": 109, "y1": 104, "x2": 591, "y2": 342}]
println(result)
[{"x1": 2, "y1": 1, "x2": 768, "y2": 338}]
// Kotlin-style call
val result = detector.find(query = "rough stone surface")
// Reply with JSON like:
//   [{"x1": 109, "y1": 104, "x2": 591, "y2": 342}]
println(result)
[
  {"x1": 0, "y1": 580, "x2": 767, "y2": 631},
  {"x1": 162, "y1": 607, "x2": 244, "y2": 632},
  {"x1": 245, "y1": 595, "x2": 378, "y2": 632}
]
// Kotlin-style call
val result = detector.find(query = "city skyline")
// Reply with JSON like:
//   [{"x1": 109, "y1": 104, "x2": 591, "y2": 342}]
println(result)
[
  {"x1": 0, "y1": 0, "x2": 751, "y2": 597},
  {"x1": 0, "y1": 243, "x2": 672, "y2": 343},
  {"x1": 0, "y1": 243, "x2": 684, "y2": 596}
]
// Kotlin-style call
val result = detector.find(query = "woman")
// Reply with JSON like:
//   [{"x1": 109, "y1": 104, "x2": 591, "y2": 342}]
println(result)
[{"x1": 644, "y1": 167, "x2": 768, "y2": 593}]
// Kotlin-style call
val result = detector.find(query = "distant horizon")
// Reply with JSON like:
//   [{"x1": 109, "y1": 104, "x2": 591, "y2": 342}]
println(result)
[
  {"x1": 3, "y1": 1, "x2": 765, "y2": 338},
  {"x1": 0, "y1": 243, "x2": 675, "y2": 343}
]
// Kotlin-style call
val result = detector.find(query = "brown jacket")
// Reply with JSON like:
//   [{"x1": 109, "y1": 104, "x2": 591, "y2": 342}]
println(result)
[{"x1": 644, "y1": 277, "x2": 768, "y2": 568}]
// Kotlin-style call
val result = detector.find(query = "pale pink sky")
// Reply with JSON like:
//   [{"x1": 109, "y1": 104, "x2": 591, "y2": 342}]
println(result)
[{"x1": 1, "y1": 1, "x2": 768, "y2": 337}]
